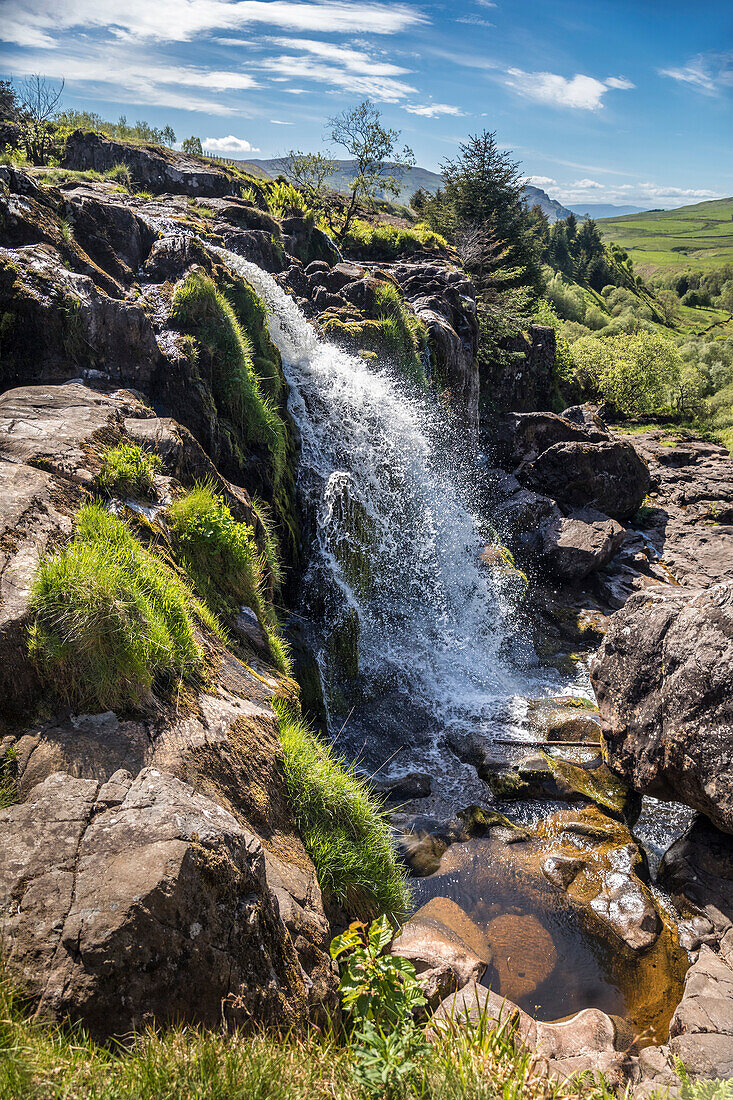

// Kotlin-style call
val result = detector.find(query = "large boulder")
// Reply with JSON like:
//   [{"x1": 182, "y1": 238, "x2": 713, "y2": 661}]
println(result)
[
  {"x1": 496, "y1": 410, "x2": 606, "y2": 468},
  {"x1": 540, "y1": 507, "x2": 626, "y2": 582},
  {"x1": 590, "y1": 583, "x2": 733, "y2": 833},
  {"x1": 520, "y1": 439, "x2": 650, "y2": 520},
  {"x1": 0, "y1": 770, "x2": 308, "y2": 1038}
]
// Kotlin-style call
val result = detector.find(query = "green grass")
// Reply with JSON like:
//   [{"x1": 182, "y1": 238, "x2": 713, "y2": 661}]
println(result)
[
  {"x1": 277, "y1": 703, "x2": 410, "y2": 921},
  {"x1": 28, "y1": 502, "x2": 223, "y2": 712},
  {"x1": 339, "y1": 218, "x2": 449, "y2": 261},
  {"x1": 167, "y1": 482, "x2": 290, "y2": 672},
  {"x1": 170, "y1": 271, "x2": 286, "y2": 478},
  {"x1": 0, "y1": 746, "x2": 19, "y2": 809},
  {"x1": 599, "y1": 198, "x2": 733, "y2": 275},
  {"x1": 95, "y1": 442, "x2": 162, "y2": 500},
  {"x1": 372, "y1": 281, "x2": 428, "y2": 386},
  {"x1": 0, "y1": 971, "x2": 630, "y2": 1100}
]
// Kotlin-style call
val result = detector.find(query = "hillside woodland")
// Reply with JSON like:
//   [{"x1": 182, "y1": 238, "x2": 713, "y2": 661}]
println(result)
[{"x1": 0, "y1": 85, "x2": 732, "y2": 1100}]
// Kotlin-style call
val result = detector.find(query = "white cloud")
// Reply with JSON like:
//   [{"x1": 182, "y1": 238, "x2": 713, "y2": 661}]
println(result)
[
  {"x1": 270, "y1": 119, "x2": 293, "y2": 125},
  {"x1": 554, "y1": 178, "x2": 723, "y2": 205},
  {"x1": 258, "y1": 39, "x2": 417, "y2": 100},
  {"x1": 5, "y1": 48, "x2": 253, "y2": 113},
  {"x1": 660, "y1": 52, "x2": 733, "y2": 95},
  {"x1": 404, "y1": 102, "x2": 465, "y2": 117},
  {"x1": 504, "y1": 69, "x2": 633, "y2": 110},
  {"x1": 204, "y1": 135, "x2": 260, "y2": 154},
  {"x1": 457, "y1": 16, "x2": 494, "y2": 27},
  {"x1": 522, "y1": 175, "x2": 557, "y2": 187},
  {"x1": 1, "y1": 0, "x2": 426, "y2": 48},
  {"x1": 573, "y1": 178, "x2": 603, "y2": 189},
  {"x1": 605, "y1": 76, "x2": 635, "y2": 90}
]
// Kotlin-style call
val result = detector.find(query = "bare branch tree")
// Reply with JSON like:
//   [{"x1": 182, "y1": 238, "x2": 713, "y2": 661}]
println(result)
[{"x1": 18, "y1": 75, "x2": 64, "y2": 165}]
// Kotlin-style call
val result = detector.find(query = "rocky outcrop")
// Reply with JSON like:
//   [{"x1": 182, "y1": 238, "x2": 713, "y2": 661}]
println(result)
[
  {"x1": 62, "y1": 131, "x2": 248, "y2": 198},
  {"x1": 540, "y1": 508, "x2": 626, "y2": 582},
  {"x1": 480, "y1": 325, "x2": 556, "y2": 418},
  {"x1": 591, "y1": 583, "x2": 733, "y2": 833},
  {"x1": 389, "y1": 262, "x2": 479, "y2": 434}
]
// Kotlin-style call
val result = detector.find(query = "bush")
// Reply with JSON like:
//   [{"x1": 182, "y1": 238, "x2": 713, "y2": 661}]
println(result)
[
  {"x1": 570, "y1": 330, "x2": 682, "y2": 414},
  {"x1": 170, "y1": 271, "x2": 285, "y2": 476},
  {"x1": 28, "y1": 502, "x2": 223, "y2": 712},
  {"x1": 96, "y1": 442, "x2": 162, "y2": 499},
  {"x1": 277, "y1": 702, "x2": 410, "y2": 920},
  {"x1": 545, "y1": 272, "x2": 586, "y2": 323},
  {"x1": 339, "y1": 218, "x2": 448, "y2": 261},
  {"x1": 168, "y1": 483, "x2": 290, "y2": 672}
]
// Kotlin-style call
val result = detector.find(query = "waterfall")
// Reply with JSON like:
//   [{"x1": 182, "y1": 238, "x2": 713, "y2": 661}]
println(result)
[{"x1": 214, "y1": 249, "x2": 569, "y2": 804}]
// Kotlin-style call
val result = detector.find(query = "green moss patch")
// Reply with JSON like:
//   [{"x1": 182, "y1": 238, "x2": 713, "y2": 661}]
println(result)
[
  {"x1": 339, "y1": 218, "x2": 449, "y2": 261},
  {"x1": 28, "y1": 502, "x2": 223, "y2": 712},
  {"x1": 277, "y1": 702, "x2": 410, "y2": 921}
]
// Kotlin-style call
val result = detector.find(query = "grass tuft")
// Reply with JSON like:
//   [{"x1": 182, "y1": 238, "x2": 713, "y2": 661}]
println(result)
[
  {"x1": 339, "y1": 218, "x2": 449, "y2": 261},
  {"x1": 277, "y1": 702, "x2": 410, "y2": 921},
  {"x1": 170, "y1": 270, "x2": 286, "y2": 477},
  {"x1": 371, "y1": 281, "x2": 428, "y2": 386},
  {"x1": 28, "y1": 502, "x2": 223, "y2": 712},
  {"x1": 168, "y1": 482, "x2": 290, "y2": 672},
  {"x1": 95, "y1": 442, "x2": 162, "y2": 500}
]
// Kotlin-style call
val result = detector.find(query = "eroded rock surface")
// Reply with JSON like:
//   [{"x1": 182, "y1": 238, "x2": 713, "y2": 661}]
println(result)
[{"x1": 591, "y1": 582, "x2": 733, "y2": 832}]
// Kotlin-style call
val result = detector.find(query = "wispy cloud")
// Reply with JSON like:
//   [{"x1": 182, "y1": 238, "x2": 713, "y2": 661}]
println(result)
[
  {"x1": 204, "y1": 135, "x2": 260, "y2": 153},
  {"x1": 258, "y1": 38, "x2": 417, "y2": 100},
  {"x1": 505, "y1": 69, "x2": 634, "y2": 109},
  {"x1": 2, "y1": 0, "x2": 426, "y2": 48},
  {"x1": 404, "y1": 102, "x2": 465, "y2": 117},
  {"x1": 660, "y1": 51, "x2": 733, "y2": 95},
  {"x1": 270, "y1": 119, "x2": 293, "y2": 125},
  {"x1": 456, "y1": 16, "x2": 494, "y2": 27},
  {"x1": 554, "y1": 179, "x2": 722, "y2": 205}
]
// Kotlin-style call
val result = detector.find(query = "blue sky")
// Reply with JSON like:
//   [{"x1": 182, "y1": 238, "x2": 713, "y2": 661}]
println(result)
[{"x1": 1, "y1": 0, "x2": 731, "y2": 208}]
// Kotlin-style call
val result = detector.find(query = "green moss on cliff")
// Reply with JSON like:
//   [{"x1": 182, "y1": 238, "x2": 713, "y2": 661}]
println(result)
[
  {"x1": 339, "y1": 218, "x2": 449, "y2": 261},
  {"x1": 277, "y1": 703, "x2": 409, "y2": 921},
  {"x1": 28, "y1": 502, "x2": 223, "y2": 712}
]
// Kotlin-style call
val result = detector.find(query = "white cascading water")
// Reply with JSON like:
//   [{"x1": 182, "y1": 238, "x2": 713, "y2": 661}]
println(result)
[{"x1": 214, "y1": 248, "x2": 574, "y2": 800}]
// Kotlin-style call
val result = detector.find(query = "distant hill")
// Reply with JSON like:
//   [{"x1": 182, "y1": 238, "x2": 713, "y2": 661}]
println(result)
[
  {"x1": 248, "y1": 158, "x2": 573, "y2": 222},
  {"x1": 598, "y1": 197, "x2": 733, "y2": 273},
  {"x1": 568, "y1": 203, "x2": 646, "y2": 219}
]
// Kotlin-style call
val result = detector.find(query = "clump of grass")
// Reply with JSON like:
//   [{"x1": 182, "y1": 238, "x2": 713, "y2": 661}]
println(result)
[
  {"x1": 58, "y1": 218, "x2": 74, "y2": 244},
  {"x1": 277, "y1": 702, "x2": 410, "y2": 920},
  {"x1": 371, "y1": 281, "x2": 428, "y2": 386},
  {"x1": 0, "y1": 745, "x2": 19, "y2": 809},
  {"x1": 170, "y1": 271, "x2": 286, "y2": 477},
  {"x1": 95, "y1": 442, "x2": 163, "y2": 500},
  {"x1": 339, "y1": 218, "x2": 449, "y2": 261},
  {"x1": 168, "y1": 482, "x2": 290, "y2": 672},
  {"x1": 28, "y1": 502, "x2": 223, "y2": 712},
  {"x1": 103, "y1": 162, "x2": 133, "y2": 189}
]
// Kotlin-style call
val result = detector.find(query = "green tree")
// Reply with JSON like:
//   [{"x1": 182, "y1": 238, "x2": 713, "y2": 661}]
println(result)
[
  {"x1": 283, "y1": 149, "x2": 335, "y2": 215},
  {"x1": 328, "y1": 100, "x2": 415, "y2": 240},
  {"x1": 161, "y1": 125, "x2": 176, "y2": 148},
  {"x1": 182, "y1": 136, "x2": 203, "y2": 155}
]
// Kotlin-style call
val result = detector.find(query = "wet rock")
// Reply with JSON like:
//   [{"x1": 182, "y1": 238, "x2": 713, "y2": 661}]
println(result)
[
  {"x1": 485, "y1": 912, "x2": 558, "y2": 998},
  {"x1": 520, "y1": 439, "x2": 651, "y2": 520},
  {"x1": 590, "y1": 582, "x2": 733, "y2": 833},
  {"x1": 374, "y1": 771, "x2": 432, "y2": 801},
  {"x1": 0, "y1": 770, "x2": 308, "y2": 1038},
  {"x1": 540, "y1": 507, "x2": 625, "y2": 582},
  {"x1": 496, "y1": 410, "x2": 605, "y2": 468},
  {"x1": 392, "y1": 897, "x2": 491, "y2": 1009},
  {"x1": 561, "y1": 403, "x2": 610, "y2": 433},
  {"x1": 527, "y1": 696, "x2": 601, "y2": 743},
  {"x1": 537, "y1": 807, "x2": 660, "y2": 951},
  {"x1": 391, "y1": 806, "x2": 527, "y2": 876}
]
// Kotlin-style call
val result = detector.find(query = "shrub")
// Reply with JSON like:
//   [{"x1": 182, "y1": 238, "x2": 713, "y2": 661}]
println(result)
[
  {"x1": 103, "y1": 162, "x2": 132, "y2": 189},
  {"x1": 170, "y1": 271, "x2": 285, "y2": 477},
  {"x1": 339, "y1": 218, "x2": 448, "y2": 261},
  {"x1": 168, "y1": 482, "x2": 290, "y2": 672},
  {"x1": 95, "y1": 442, "x2": 162, "y2": 499},
  {"x1": 277, "y1": 702, "x2": 410, "y2": 920},
  {"x1": 0, "y1": 745, "x2": 19, "y2": 809},
  {"x1": 28, "y1": 502, "x2": 223, "y2": 712},
  {"x1": 266, "y1": 180, "x2": 310, "y2": 218}
]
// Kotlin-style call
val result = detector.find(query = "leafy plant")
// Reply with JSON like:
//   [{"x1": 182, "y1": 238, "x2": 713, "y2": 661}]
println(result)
[
  {"x1": 331, "y1": 917, "x2": 427, "y2": 1097},
  {"x1": 675, "y1": 1059, "x2": 733, "y2": 1100},
  {"x1": 277, "y1": 704, "x2": 410, "y2": 920},
  {"x1": 0, "y1": 745, "x2": 19, "y2": 809},
  {"x1": 95, "y1": 442, "x2": 162, "y2": 500}
]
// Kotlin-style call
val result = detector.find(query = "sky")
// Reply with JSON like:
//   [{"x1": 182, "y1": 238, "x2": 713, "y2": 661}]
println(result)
[{"x1": 1, "y1": 0, "x2": 731, "y2": 210}]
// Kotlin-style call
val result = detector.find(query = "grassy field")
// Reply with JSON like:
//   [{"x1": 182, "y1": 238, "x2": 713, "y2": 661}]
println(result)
[{"x1": 598, "y1": 197, "x2": 733, "y2": 274}]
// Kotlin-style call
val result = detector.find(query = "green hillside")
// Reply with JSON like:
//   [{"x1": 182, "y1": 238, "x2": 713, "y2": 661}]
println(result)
[{"x1": 598, "y1": 197, "x2": 733, "y2": 274}]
